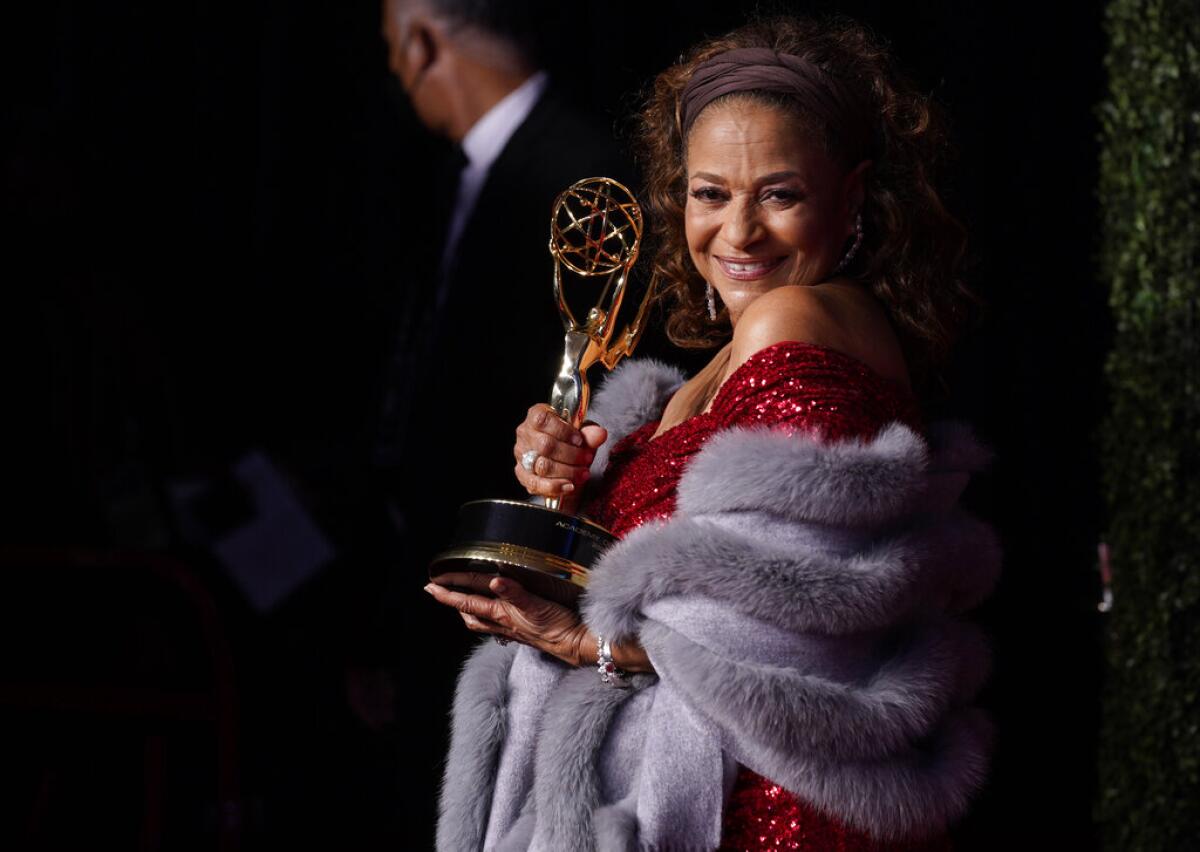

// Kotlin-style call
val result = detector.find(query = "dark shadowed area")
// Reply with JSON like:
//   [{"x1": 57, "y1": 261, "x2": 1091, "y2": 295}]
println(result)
[{"x1": 3, "y1": 0, "x2": 1105, "y2": 848}]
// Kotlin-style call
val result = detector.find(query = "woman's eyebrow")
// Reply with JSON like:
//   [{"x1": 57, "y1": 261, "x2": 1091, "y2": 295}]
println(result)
[
  {"x1": 757, "y1": 170, "x2": 805, "y2": 184},
  {"x1": 688, "y1": 170, "x2": 807, "y2": 185}
]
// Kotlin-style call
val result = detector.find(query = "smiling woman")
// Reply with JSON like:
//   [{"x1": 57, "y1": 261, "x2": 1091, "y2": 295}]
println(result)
[
  {"x1": 678, "y1": 98, "x2": 906, "y2": 399},
  {"x1": 427, "y1": 13, "x2": 998, "y2": 852},
  {"x1": 683, "y1": 102, "x2": 870, "y2": 321}
]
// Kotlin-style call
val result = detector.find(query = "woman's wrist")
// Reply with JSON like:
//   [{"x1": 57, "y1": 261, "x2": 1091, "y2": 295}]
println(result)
[{"x1": 577, "y1": 626, "x2": 654, "y2": 674}]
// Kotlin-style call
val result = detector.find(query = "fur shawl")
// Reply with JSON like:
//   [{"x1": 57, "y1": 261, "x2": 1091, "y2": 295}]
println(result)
[{"x1": 436, "y1": 357, "x2": 1002, "y2": 852}]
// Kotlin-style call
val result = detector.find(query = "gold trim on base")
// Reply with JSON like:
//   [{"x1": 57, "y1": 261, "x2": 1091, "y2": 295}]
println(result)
[{"x1": 431, "y1": 541, "x2": 591, "y2": 589}]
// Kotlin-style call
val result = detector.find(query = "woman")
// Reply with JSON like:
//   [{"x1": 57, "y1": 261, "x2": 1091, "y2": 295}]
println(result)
[{"x1": 425, "y1": 15, "x2": 1000, "y2": 851}]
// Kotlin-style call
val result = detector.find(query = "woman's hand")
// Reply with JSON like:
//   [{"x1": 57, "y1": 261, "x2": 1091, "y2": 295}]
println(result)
[
  {"x1": 514, "y1": 404, "x2": 607, "y2": 512},
  {"x1": 425, "y1": 572, "x2": 590, "y2": 667}
]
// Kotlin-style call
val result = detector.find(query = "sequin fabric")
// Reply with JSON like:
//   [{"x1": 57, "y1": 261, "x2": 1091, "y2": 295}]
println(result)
[
  {"x1": 585, "y1": 340, "x2": 925, "y2": 538},
  {"x1": 582, "y1": 341, "x2": 945, "y2": 851},
  {"x1": 718, "y1": 768, "x2": 955, "y2": 852}
]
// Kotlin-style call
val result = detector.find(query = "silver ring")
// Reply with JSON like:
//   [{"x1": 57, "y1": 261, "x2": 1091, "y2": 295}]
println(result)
[{"x1": 521, "y1": 449, "x2": 539, "y2": 473}]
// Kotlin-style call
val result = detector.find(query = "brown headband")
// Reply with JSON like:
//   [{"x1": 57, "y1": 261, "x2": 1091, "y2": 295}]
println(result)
[{"x1": 679, "y1": 47, "x2": 872, "y2": 160}]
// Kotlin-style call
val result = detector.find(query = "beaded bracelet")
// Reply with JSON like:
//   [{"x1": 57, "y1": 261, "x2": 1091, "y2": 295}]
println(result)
[{"x1": 596, "y1": 633, "x2": 631, "y2": 688}]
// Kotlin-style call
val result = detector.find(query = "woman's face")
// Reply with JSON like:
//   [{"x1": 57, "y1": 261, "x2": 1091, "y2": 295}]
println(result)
[{"x1": 684, "y1": 100, "x2": 865, "y2": 325}]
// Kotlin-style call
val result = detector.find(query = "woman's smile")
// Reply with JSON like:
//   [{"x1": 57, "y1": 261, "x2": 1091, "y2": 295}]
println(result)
[
  {"x1": 714, "y1": 255, "x2": 787, "y2": 280},
  {"x1": 684, "y1": 99, "x2": 858, "y2": 324}
]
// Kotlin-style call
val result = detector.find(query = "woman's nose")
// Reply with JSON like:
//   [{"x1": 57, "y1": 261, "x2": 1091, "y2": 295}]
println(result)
[{"x1": 720, "y1": 198, "x2": 764, "y2": 249}]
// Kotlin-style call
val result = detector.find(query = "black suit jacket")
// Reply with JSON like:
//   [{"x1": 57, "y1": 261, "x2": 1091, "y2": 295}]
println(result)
[
  {"x1": 378, "y1": 83, "x2": 705, "y2": 848},
  {"x1": 382, "y1": 84, "x2": 641, "y2": 566}
]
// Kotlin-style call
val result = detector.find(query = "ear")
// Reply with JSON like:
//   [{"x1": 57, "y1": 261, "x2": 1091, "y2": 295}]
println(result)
[
  {"x1": 842, "y1": 158, "x2": 873, "y2": 232},
  {"x1": 405, "y1": 19, "x2": 437, "y2": 84}
]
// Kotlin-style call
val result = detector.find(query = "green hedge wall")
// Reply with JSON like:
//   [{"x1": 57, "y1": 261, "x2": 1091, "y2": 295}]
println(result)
[{"x1": 1094, "y1": 0, "x2": 1199, "y2": 849}]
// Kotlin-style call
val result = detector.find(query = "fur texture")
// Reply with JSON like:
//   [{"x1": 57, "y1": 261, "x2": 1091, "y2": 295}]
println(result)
[
  {"x1": 583, "y1": 358, "x2": 686, "y2": 479},
  {"x1": 436, "y1": 638, "x2": 517, "y2": 852},
  {"x1": 677, "y1": 422, "x2": 930, "y2": 527},
  {"x1": 582, "y1": 508, "x2": 1001, "y2": 641},
  {"x1": 437, "y1": 358, "x2": 1003, "y2": 851}
]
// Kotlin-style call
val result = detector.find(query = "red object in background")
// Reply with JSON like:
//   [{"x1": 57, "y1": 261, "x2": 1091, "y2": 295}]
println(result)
[{"x1": 0, "y1": 549, "x2": 240, "y2": 851}]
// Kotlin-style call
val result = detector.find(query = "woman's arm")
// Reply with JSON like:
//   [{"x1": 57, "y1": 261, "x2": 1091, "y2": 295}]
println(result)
[
  {"x1": 425, "y1": 572, "x2": 656, "y2": 674},
  {"x1": 573, "y1": 624, "x2": 655, "y2": 674}
]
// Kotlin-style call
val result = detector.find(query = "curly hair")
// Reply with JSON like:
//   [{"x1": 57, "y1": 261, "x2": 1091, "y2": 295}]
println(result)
[{"x1": 633, "y1": 14, "x2": 983, "y2": 396}]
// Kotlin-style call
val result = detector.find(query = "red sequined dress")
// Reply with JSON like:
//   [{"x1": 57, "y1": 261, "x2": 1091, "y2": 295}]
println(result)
[{"x1": 583, "y1": 340, "x2": 952, "y2": 852}]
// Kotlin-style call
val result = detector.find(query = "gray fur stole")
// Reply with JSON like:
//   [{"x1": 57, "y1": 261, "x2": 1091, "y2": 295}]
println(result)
[{"x1": 436, "y1": 357, "x2": 1002, "y2": 852}]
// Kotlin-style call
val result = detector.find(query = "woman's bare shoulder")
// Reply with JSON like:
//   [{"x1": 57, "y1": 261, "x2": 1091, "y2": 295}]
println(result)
[
  {"x1": 729, "y1": 285, "x2": 846, "y2": 368},
  {"x1": 730, "y1": 283, "x2": 910, "y2": 388}
]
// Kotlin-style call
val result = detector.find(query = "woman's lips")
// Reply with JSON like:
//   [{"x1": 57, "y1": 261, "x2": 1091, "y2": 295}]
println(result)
[{"x1": 715, "y1": 256, "x2": 786, "y2": 281}]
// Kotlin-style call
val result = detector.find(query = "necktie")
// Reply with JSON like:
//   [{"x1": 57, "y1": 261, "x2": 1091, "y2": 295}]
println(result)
[
  {"x1": 438, "y1": 147, "x2": 474, "y2": 281},
  {"x1": 373, "y1": 146, "x2": 469, "y2": 468}
]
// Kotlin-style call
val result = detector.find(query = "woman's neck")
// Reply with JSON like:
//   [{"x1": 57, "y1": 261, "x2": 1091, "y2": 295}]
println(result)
[{"x1": 651, "y1": 344, "x2": 733, "y2": 439}]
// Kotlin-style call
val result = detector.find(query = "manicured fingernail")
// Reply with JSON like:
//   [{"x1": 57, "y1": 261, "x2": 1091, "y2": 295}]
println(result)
[
  {"x1": 562, "y1": 483, "x2": 574, "y2": 493},
  {"x1": 423, "y1": 583, "x2": 434, "y2": 593},
  {"x1": 571, "y1": 433, "x2": 583, "y2": 446}
]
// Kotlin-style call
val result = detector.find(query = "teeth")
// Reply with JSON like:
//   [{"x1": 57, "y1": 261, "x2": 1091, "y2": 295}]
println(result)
[{"x1": 723, "y1": 259, "x2": 774, "y2": 272}]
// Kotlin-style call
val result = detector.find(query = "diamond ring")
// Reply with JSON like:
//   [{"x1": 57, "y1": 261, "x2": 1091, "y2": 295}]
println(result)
[{"x1": 521, "y1": 449, "x2": 539, "y2": 473}]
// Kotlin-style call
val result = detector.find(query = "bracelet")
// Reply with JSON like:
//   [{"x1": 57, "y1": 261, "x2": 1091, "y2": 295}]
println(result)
[{"x1": 596, "y1": 633, "x2": 631, "y2": 688}]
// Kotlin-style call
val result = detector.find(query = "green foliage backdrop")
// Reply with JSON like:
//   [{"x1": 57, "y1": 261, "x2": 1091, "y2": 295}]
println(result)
[{"x1": 1094, "y1": 0, "x2": 1199, "y2": 848}]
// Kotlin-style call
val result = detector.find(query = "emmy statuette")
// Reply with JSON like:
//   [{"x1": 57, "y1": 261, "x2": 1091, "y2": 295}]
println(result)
[{"x1": 428, "y1": 177, "x2": 651, "y2": 608}]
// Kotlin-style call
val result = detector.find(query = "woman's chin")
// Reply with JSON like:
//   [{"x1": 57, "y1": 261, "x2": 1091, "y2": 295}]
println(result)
[{"x1": 719, "y1": 276, "x2": 790, "y2": 307}]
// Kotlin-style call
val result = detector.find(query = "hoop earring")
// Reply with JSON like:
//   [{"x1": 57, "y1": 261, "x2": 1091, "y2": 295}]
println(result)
[
  {"x1": 830, "y1": 211, "x2": 864, "y2": 277},
  {"x1": 705, "y1": 281, "x2": 717, "y2": 321}
]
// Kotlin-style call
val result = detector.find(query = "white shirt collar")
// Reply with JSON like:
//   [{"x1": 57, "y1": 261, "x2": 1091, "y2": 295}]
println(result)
[{"x1": 459, "y1": 70, "x2": 549, "y2": 173}]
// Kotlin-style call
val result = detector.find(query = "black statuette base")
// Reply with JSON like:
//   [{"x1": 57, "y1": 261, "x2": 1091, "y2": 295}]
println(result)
[{"x1": 428, "y1": 499, "x2": 616, "y2": 610}]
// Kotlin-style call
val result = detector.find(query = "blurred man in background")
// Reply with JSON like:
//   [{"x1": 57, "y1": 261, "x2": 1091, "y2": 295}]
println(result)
[
  {"x1": 375, "y1": 1, "x2": 636, "y2": 843},
  {"x1": 376, "y1": 0, "x2": 632, "y2": 534}
]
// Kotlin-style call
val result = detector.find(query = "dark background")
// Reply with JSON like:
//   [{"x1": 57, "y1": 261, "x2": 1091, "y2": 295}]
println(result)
[{"x1": 3, "y1": 0, "x2": 1108, "y2": 849}]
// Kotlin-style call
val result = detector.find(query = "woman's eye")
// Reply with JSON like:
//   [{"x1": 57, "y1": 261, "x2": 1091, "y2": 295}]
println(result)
[
  {"x1": 689, "y1": 187, "x2": 726, "y2": 202},
  {"x1": 763, "y1": 189, "x2": 800, "y2": 203}
]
